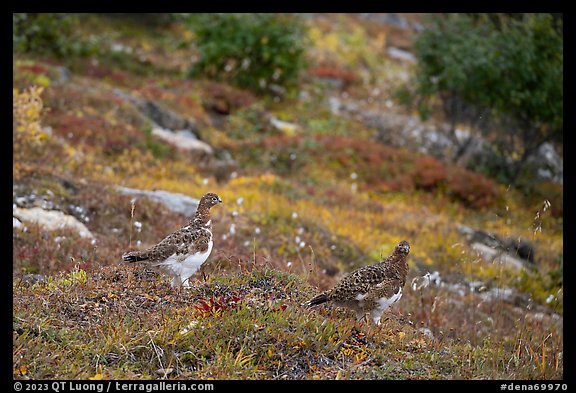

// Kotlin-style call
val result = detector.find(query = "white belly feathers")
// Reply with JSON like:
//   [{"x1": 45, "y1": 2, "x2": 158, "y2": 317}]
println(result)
[{"x1": 154, "y1": 228, "x2": 214, "y2": 287}]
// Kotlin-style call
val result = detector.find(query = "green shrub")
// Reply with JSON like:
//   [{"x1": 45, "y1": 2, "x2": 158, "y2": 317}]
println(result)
[
  {"x1": 186, "y1": 13, "x2": 308, "y2": 95},
  {"x1": 13, "y1": 13, "x2": 96, "y2": 57},
  {"x1": 97, "y1": 13, "x2": 178, "y2": 27},
  {"x1": 410, "y1": 13, "x2": 563, "y2": 185}
]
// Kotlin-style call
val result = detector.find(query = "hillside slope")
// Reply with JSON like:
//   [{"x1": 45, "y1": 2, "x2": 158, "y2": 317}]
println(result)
[{"x1": 13, "y1": 13, "x2": 563, "y2": 380}]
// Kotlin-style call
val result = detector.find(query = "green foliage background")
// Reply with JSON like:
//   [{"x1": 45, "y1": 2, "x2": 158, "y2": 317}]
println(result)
[
  {"x1": 411, "y1": 13, "x2": 562, "y2": 183},
  {"x1": 186, "y1": 13, "x2": 308, "y2": 95}
]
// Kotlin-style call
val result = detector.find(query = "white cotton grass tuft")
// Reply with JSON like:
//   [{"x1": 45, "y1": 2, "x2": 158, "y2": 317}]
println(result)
[
  {"x1": 179, "y1": 320, "x2": 199, "y2": 335},
  {"x1": 411, "y1": 271, "x2": 442, "y2": 291}
]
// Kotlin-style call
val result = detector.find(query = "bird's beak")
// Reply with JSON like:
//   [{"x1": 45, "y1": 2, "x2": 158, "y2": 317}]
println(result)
[{"x1": 218, "y1": 197, "x2": 223, "y2": 203}]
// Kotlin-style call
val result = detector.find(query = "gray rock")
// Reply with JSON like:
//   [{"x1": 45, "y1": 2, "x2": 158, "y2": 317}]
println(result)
[
  {"x1": 112, "y1": 88, "x2": 206, "y2": 147},
  {"x1": 469, "y1": 230, "x2": 502, "y2": 249},
  {"x1": 412, "y1": 22, "x2": 425, "y2": 32},
  {"x1": 529, "y1": 142, "x2": 563, "y2": 184},
  {"x1": 357, "y1": 13, "x2": 409, "y2": 29},
  {"x1": 114, "y1": 88, "x2": 219, "y2": 157},
  {"x1": 328, "y1": 94, "x2": 561, "y2": 186},
  {"x1": 457, "y1": 224, "x2": 536, "y2": 265},
  {"x1": 477, "y1": 286, "x2": 516, "y2": 303},
  {"x1": 139, "y1": 100, "x2": 198, "y2": 133},
  {"x1": 470, "y1": 242, "x2": 528, "y2": 271},
  {"x1": 387, "y1": 47, "x2": 416, "y2": 63},
  {"x1": 13, "y1": 207, "x2": 94, "y2": 238},
  {"x1": 116, "y1": 186, "x2": 199, "y2": 217},
  {"x1": 504, "y1": 237, "x2": 536, "y2": 263},
  {"x1": 151, "y1": 127, "x2": 213, "y2": 155},
  {"x1": 361, "y1": 110, "x2": 455, "y2": 157},
  {"x1": 22, "y1": 274, "x2": 48, "y2": 284},
  {"x1": 57, "y1": 66, "x2": 71, "y2": 83},
  {"x1": 414, "y1": 270, "x2": 557, "y2": 316}
]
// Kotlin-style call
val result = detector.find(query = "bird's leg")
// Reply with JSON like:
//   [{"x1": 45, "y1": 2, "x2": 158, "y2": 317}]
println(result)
[
  {"x1": 354, "y1": 312, "x2": 368, "y2": 329},
  {"x1": 371, "y1": 310, "x2": 383, "y2": 327}
]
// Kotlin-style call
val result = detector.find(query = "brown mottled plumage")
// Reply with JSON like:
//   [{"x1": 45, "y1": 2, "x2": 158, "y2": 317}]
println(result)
[
  {"x1": 303, "y1": 240, "x2": 410, "y2": 325},
  {"x1": 122, "y1": 192, "x2": 222, "y2": 288}
]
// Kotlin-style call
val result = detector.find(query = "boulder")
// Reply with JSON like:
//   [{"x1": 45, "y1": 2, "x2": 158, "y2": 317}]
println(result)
[
  {"x1": 530, "y1": 142, "x2": 563, "y2": 184},
  {"x1": 22, "y1": 274, "x2": 48, "y2": 284},
  {"x1": 151, "y1": 127, "x2": 213, "y2": 155},
  {"x1": 13, "y1": 207, "x2": 94, "y2": 238},
  {"x1": 457, "y1": 224, "x2": 536, "y2": 268},
  {"x1": 386, "y1": 47, "x2": 416, "y2": 63},
  {"x1": 470, "y1": 242, "x2": 528, "y2": 271},
  {"x1": 116, "y1": 187, "x2": 199, "y2": 217},
  {"x1": 112, "y1": 88, "x2": 213, "y2": 156}
]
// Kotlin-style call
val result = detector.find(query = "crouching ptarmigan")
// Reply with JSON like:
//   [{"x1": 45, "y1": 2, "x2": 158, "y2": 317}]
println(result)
[
  {"x1": 303, "y1": 240, "x2": 410, "y2": 325},
  {"x1": 122, "y1": 192, "x2": 222, "y2": 288}
]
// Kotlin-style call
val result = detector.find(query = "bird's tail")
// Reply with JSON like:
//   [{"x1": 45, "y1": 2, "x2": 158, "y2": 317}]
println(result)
[
  {"x1": 302, "y1": 292, "x2": 329, "y2": 307},
  {"x1": 122, "y1": 251, "x2": 149, "y2": 263}
]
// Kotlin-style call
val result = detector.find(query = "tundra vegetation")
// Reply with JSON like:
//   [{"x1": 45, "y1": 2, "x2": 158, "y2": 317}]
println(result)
[{"x1": 13, "y1": 13, "x2": 562, "y2": 380}]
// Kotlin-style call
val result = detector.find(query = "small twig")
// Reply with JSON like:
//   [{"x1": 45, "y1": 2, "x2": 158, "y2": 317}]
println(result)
[
  {"x1": 129, "y1": 199, "x2": 136, "y2": 249},
  {"x1": 306, "y1": 245, "x2": 318, "y2": 287},
  {"x1": 252, "y1": 237, "x2": 257, "y2": 269},
  {"x1": 147, "y1": 332, "x2": 165, "y2": 376}
]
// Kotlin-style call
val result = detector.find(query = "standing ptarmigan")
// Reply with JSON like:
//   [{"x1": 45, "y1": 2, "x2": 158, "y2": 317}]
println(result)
[
  {"x1": 303, "y1": 240, "x2": 410, "y2": 325},
  {"x1": 122, "y1": 192, "x2": 222, "y2": 288}
]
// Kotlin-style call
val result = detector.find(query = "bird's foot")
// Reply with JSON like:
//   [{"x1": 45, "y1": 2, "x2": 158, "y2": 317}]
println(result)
[{"x1": 354, "y1": 313, "x2": 368, "y2": 328}]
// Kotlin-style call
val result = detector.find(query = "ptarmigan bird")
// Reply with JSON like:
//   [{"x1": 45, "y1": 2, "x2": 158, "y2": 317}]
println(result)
[
  {"x1": 303, "y1": 240, "x2": 410, "y2": 325},
  {"x1": 122, "y1": 192, "x2": 222, "y2": 288}
]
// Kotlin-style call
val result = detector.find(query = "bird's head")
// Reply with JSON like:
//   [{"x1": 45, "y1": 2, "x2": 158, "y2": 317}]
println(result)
[
  {"x1": 395, "y1": 240, "x2": 411, "y2": 255},
  {"x1": 200, "y1": 192, "x2": 223, "y2": 208}
]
